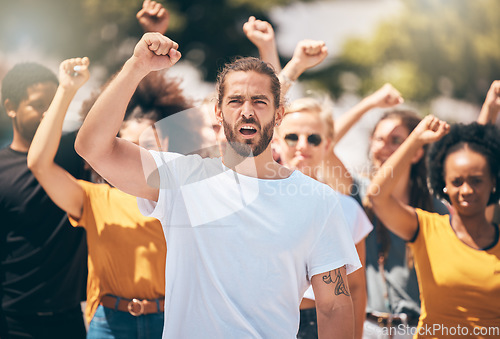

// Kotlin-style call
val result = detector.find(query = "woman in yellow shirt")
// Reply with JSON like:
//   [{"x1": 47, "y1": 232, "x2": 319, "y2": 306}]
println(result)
[
  {"x1": 366, "y1": 116, "x2": 500, "y2": 338},
  {"x1": 27, "y1": 57, "x2": 196, "y2": 338}
]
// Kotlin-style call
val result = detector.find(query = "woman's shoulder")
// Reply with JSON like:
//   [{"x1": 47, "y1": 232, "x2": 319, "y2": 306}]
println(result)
[{"x1": 415, "y1": 208, "x2": 450, "y2": 231}]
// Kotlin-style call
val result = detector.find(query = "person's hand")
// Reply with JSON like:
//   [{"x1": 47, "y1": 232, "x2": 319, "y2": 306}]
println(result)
[
  {"x1": 243, "y1": 16, "x2": 281, "y2": 72},
  {"x1": 293, "y1": 39, "x2": 328, "y2": 71},
  {"x1": 136, "y1": 0, "x2": 170, "y2": 34},
  {"x1": 363, "y1": 83, "x2": 403, "y2": 109},
  {"x1": 483, "y1": 80, "x2": 500, "y2": 115},
  {"x1": 413, "y1": 115, "x2": 449, "y2": 145},
  {"x1": 243, "y1": 16, "x2": 276, "y2": 50},
  {"x1": 131, "y1": 33, "x2": 181, "y2": 73},
  {"x1": 59, "y1": 57, "x2": 90, "y2": 90},
  {"x1": 289, "y1": 39, "x2": 328, "y2": 76}
]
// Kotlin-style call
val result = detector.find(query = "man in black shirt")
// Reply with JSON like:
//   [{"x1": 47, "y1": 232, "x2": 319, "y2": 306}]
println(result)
[{"x1": 0, "y1": 63, "x2": 88, "y2": 339}]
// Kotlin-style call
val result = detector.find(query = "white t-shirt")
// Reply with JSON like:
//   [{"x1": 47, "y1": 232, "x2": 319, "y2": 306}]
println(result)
[
  {"x1": 302, "y1": 194, "x2": 373, "y2": 300},
  {"x1": 138, "y1": 151, "x2": 361, "y2": 339}
]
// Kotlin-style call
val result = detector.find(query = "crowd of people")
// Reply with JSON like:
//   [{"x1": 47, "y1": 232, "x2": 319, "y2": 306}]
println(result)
[{"x1": 1, "y1": 1, "x2": 499, "y2": 339}]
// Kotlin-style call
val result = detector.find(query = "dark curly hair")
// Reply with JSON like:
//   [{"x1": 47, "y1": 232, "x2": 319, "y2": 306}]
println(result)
[
  {"x1": 428, "y1": 122, "x2": 500, "y2": 205},
  {"x1": 79, "y1": 70, "x2": 192, "y2": 122},
  {"x1": 79, "y1": 70, "x2": 204, "y2": 154}
]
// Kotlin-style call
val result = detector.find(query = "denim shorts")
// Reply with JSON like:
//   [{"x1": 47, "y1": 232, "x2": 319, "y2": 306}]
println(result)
[{"x1": 87, "y1": 305, "x2": 164, "y2": 339}]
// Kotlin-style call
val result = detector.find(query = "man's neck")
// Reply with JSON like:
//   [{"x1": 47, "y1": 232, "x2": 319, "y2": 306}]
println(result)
[
  {"x1": 9, "y1": 132, "x2": 31, "y2": 153},
  {"x1": 222, "y1": 146, "x2": 292, "y2": 180}
]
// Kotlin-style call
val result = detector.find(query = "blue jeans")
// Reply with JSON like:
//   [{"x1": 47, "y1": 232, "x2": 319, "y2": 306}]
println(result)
[{"x1": 87, "y1": 305, "x2": 164, "y2": 339}]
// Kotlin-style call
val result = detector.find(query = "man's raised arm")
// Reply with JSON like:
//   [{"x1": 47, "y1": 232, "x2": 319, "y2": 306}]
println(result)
[
  {"x1": 279, "y1": 39, "x2": 328, "y2": 99},
  {"x1": 75, "y1": 33, "x2": 181, "y2": 201}
]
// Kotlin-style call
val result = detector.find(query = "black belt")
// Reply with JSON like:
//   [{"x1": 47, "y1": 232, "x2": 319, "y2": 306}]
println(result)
[{"x1": 366, "y1": 312, "x2": 419, "y2": 327}]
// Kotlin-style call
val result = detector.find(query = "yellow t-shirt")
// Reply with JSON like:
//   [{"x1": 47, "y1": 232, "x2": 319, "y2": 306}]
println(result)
[
  {"x1": 411, "y1": 209, "x2": 500, "y2": 338},
  {"x1": 69, "y1": 180, "x2": 166, "y2": 324}
]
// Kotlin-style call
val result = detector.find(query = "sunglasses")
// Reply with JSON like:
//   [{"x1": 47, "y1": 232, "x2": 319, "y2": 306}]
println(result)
[{"x1": 283, "y1": 133, "x2": 323, "y2": 147}]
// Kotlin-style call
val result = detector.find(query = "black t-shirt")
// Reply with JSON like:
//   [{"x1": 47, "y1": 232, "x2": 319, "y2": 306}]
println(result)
[{"x1": 0, "y1": 131, "x2": 88, "y2": 314}]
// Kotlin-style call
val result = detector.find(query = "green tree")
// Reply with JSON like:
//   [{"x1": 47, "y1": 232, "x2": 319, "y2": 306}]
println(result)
[
  {"x1": 1, "y1": 0, "x2": 311, "y2": 145},
  {"x1": 311, "y1": 0, "x2": 500, "y2": 106},
  {"x1": 0, "y1": 0, "x2": 306, "y2": 81}
]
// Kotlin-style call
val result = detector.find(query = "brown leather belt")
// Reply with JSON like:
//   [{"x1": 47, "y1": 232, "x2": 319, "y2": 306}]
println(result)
[
  {"x1": 100, "y1": 295, "x2": 164, "y2": 317},
  {"x1": 366, "y1": 312, "x2": 419, "y2": 327}
]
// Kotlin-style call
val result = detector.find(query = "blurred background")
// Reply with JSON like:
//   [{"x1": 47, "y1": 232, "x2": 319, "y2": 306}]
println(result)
[{"x1": 1, "y1": 0, "x2": 499, "y2": 170}]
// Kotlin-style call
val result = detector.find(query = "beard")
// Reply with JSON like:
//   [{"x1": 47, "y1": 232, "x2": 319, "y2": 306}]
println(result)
[{"x1": 223, "y1": 115, "x2": 275, "y2": 158}]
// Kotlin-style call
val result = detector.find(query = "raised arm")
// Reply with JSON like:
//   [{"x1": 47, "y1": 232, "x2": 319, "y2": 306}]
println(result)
[
  {"x1": 478, "y1": 80, "x2": 500, "y2": 125},
  {"x1": 333, "y1": 83, "x2": 403, "y2": 144},
  {"x1": 312, "y1": 266, "x2": 354, "y2": 338},
  {"x1": 75, "y1": 33, "x2": 181, "y2": 201},
  {"x1": 243, "y1": 16, "x2": 281, "y2": 73},
  {"x1": 279, "y1": 39, "x2": 328, "y2": 99},
  {"x1": 27, "y1": 58, "x2": 90, "y2": 219},
  {"x1": 365, "y1": 115, "x2": 449, "y2": 240},
  {"x1": 323, "y1": 147, "x2": 353, "y2": 196},
  {"x1": 479, "y1": 80, "x2": 500, "y2": 224},
  {"x1": 137, "y1": 0, "x2": 170, "y2": 34}
]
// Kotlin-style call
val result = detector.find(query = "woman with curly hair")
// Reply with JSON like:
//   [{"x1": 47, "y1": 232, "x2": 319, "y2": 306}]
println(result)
[{"x1": 366, "y1": 116, "x2": 500, "y2": 338}]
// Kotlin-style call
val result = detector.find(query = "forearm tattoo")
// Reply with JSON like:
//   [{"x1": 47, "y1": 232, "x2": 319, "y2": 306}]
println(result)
[{"x1": 322, "y1": 269, "x2": 350, "y2": 296}]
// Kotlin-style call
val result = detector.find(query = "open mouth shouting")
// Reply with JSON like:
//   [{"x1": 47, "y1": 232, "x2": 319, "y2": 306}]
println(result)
[{"x1": 239, "y1": 125, "x2": 258, "y2": 138}]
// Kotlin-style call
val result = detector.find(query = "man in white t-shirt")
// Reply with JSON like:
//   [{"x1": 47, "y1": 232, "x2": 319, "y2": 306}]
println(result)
[{"x1": 76, "y1": 32, "x2": 361, "y2": 338}]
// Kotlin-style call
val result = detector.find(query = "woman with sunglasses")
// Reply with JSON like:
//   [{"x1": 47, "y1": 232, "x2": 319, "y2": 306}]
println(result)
[
  {"x1": 274, "y1": 97, "x2": 373, "y2": 339},
  {"x1": 366, "y1": 116, "x2": 500, "y2": 338}
]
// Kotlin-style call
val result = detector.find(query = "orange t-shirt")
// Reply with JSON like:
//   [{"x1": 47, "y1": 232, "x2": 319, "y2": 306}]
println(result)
[
  {"x1": 410, "y1": 209, "x2": 500, "y2": 338},
  {"x1": 69, "y1": 180, "x2": 166, "y2": 324}
]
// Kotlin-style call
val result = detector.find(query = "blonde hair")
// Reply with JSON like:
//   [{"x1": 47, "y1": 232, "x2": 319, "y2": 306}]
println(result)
[{"x1": 280, "y1": 96, "x2": 334, "y2": 139}]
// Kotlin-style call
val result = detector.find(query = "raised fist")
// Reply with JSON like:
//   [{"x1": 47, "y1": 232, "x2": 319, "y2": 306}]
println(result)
[
  {"x1": 59, "y1": 57, "x2": 90, "y2": 90},
  {"x1": 364, "y1": 83, "x2": 404, "y2": 109},
  {"x1": 137, "y1": 0, "x2": 170, "y2": 34},
  {"x1": 132, "y1": 33, "x2": 181, "y2": 73},
  {"x1": 413, "y1": 115, "x2": 450, "y2": 145},
  {"x1": 243, "y1": 16, "x2": 276, "y2": 50},
  {"x1": 291, "y1": 39, "x2": 328, "y2": 72}
]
